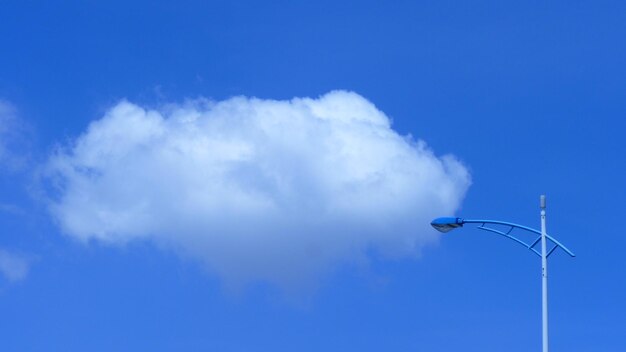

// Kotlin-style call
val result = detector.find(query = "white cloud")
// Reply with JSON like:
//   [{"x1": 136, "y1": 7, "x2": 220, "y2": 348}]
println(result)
[
  {"x1": 0, "y1": 100, "x2": 29, "y2": 172},
  {"x1": 0, "y1": 248, "x2": 30, "y2": 282},
  {"x1": 0, "y1": 102, "x2": 33, "y2": 284},
  {"x1": 44, "y1": 91, "x2": 470, "y2": 288},
  {"x1": 0, "y1": 100, "x2": 15, "y2": 164}
]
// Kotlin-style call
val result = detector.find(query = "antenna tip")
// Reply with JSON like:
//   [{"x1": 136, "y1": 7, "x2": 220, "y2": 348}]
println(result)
[{"x1": 540, "y1": 195, "x2": 546, "y2": 209}]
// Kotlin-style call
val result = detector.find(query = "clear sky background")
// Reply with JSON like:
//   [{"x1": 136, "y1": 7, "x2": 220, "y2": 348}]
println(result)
[{"x1": 1, "y1": 1, "x2": 625, "y2": 351}]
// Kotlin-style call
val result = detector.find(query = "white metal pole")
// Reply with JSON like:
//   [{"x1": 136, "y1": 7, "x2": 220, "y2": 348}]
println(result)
[{"x1": 540, "y1": 195, "x2": 549, "y2": 352}]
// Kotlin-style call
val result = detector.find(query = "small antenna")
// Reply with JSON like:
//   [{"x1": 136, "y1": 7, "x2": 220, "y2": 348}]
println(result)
[{"x1": 540, "y1": 195, "x2": 546, "y2": 209}]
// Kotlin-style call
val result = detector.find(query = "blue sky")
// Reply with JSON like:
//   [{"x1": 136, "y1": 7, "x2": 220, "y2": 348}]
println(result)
[{"x1": 1, "y1": 1, "x2": 625, "y2": 351}]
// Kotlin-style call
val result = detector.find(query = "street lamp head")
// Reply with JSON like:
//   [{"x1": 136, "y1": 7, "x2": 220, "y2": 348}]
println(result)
[{"x1": 430, "y1": 217, "x2": 464, "y2": 233}]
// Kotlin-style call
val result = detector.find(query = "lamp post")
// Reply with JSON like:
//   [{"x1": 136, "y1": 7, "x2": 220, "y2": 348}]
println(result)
[{"x1": 430, "y1": 195, "x2": 574, "y2": 352}]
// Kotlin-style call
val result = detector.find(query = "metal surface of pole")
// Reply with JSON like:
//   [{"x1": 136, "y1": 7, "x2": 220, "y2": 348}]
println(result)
[{"x1": 540, "y1": 195, "x2": 549, "y2": 352}]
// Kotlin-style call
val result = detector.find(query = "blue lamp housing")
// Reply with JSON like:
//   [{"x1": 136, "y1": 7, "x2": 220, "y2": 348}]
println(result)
[{"x1": 430, "y1": 217, "x2": 464, "y2": 233}]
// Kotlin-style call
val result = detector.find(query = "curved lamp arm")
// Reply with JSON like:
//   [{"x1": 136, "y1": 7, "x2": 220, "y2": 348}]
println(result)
[{"x1": 431, "y1": 217, "x2": 576, "y2": 258}]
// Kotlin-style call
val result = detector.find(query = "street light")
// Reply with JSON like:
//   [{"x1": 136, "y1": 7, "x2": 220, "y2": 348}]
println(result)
[{"x1": 431, "y1": 195, "x2": 575, "y2": 352}]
